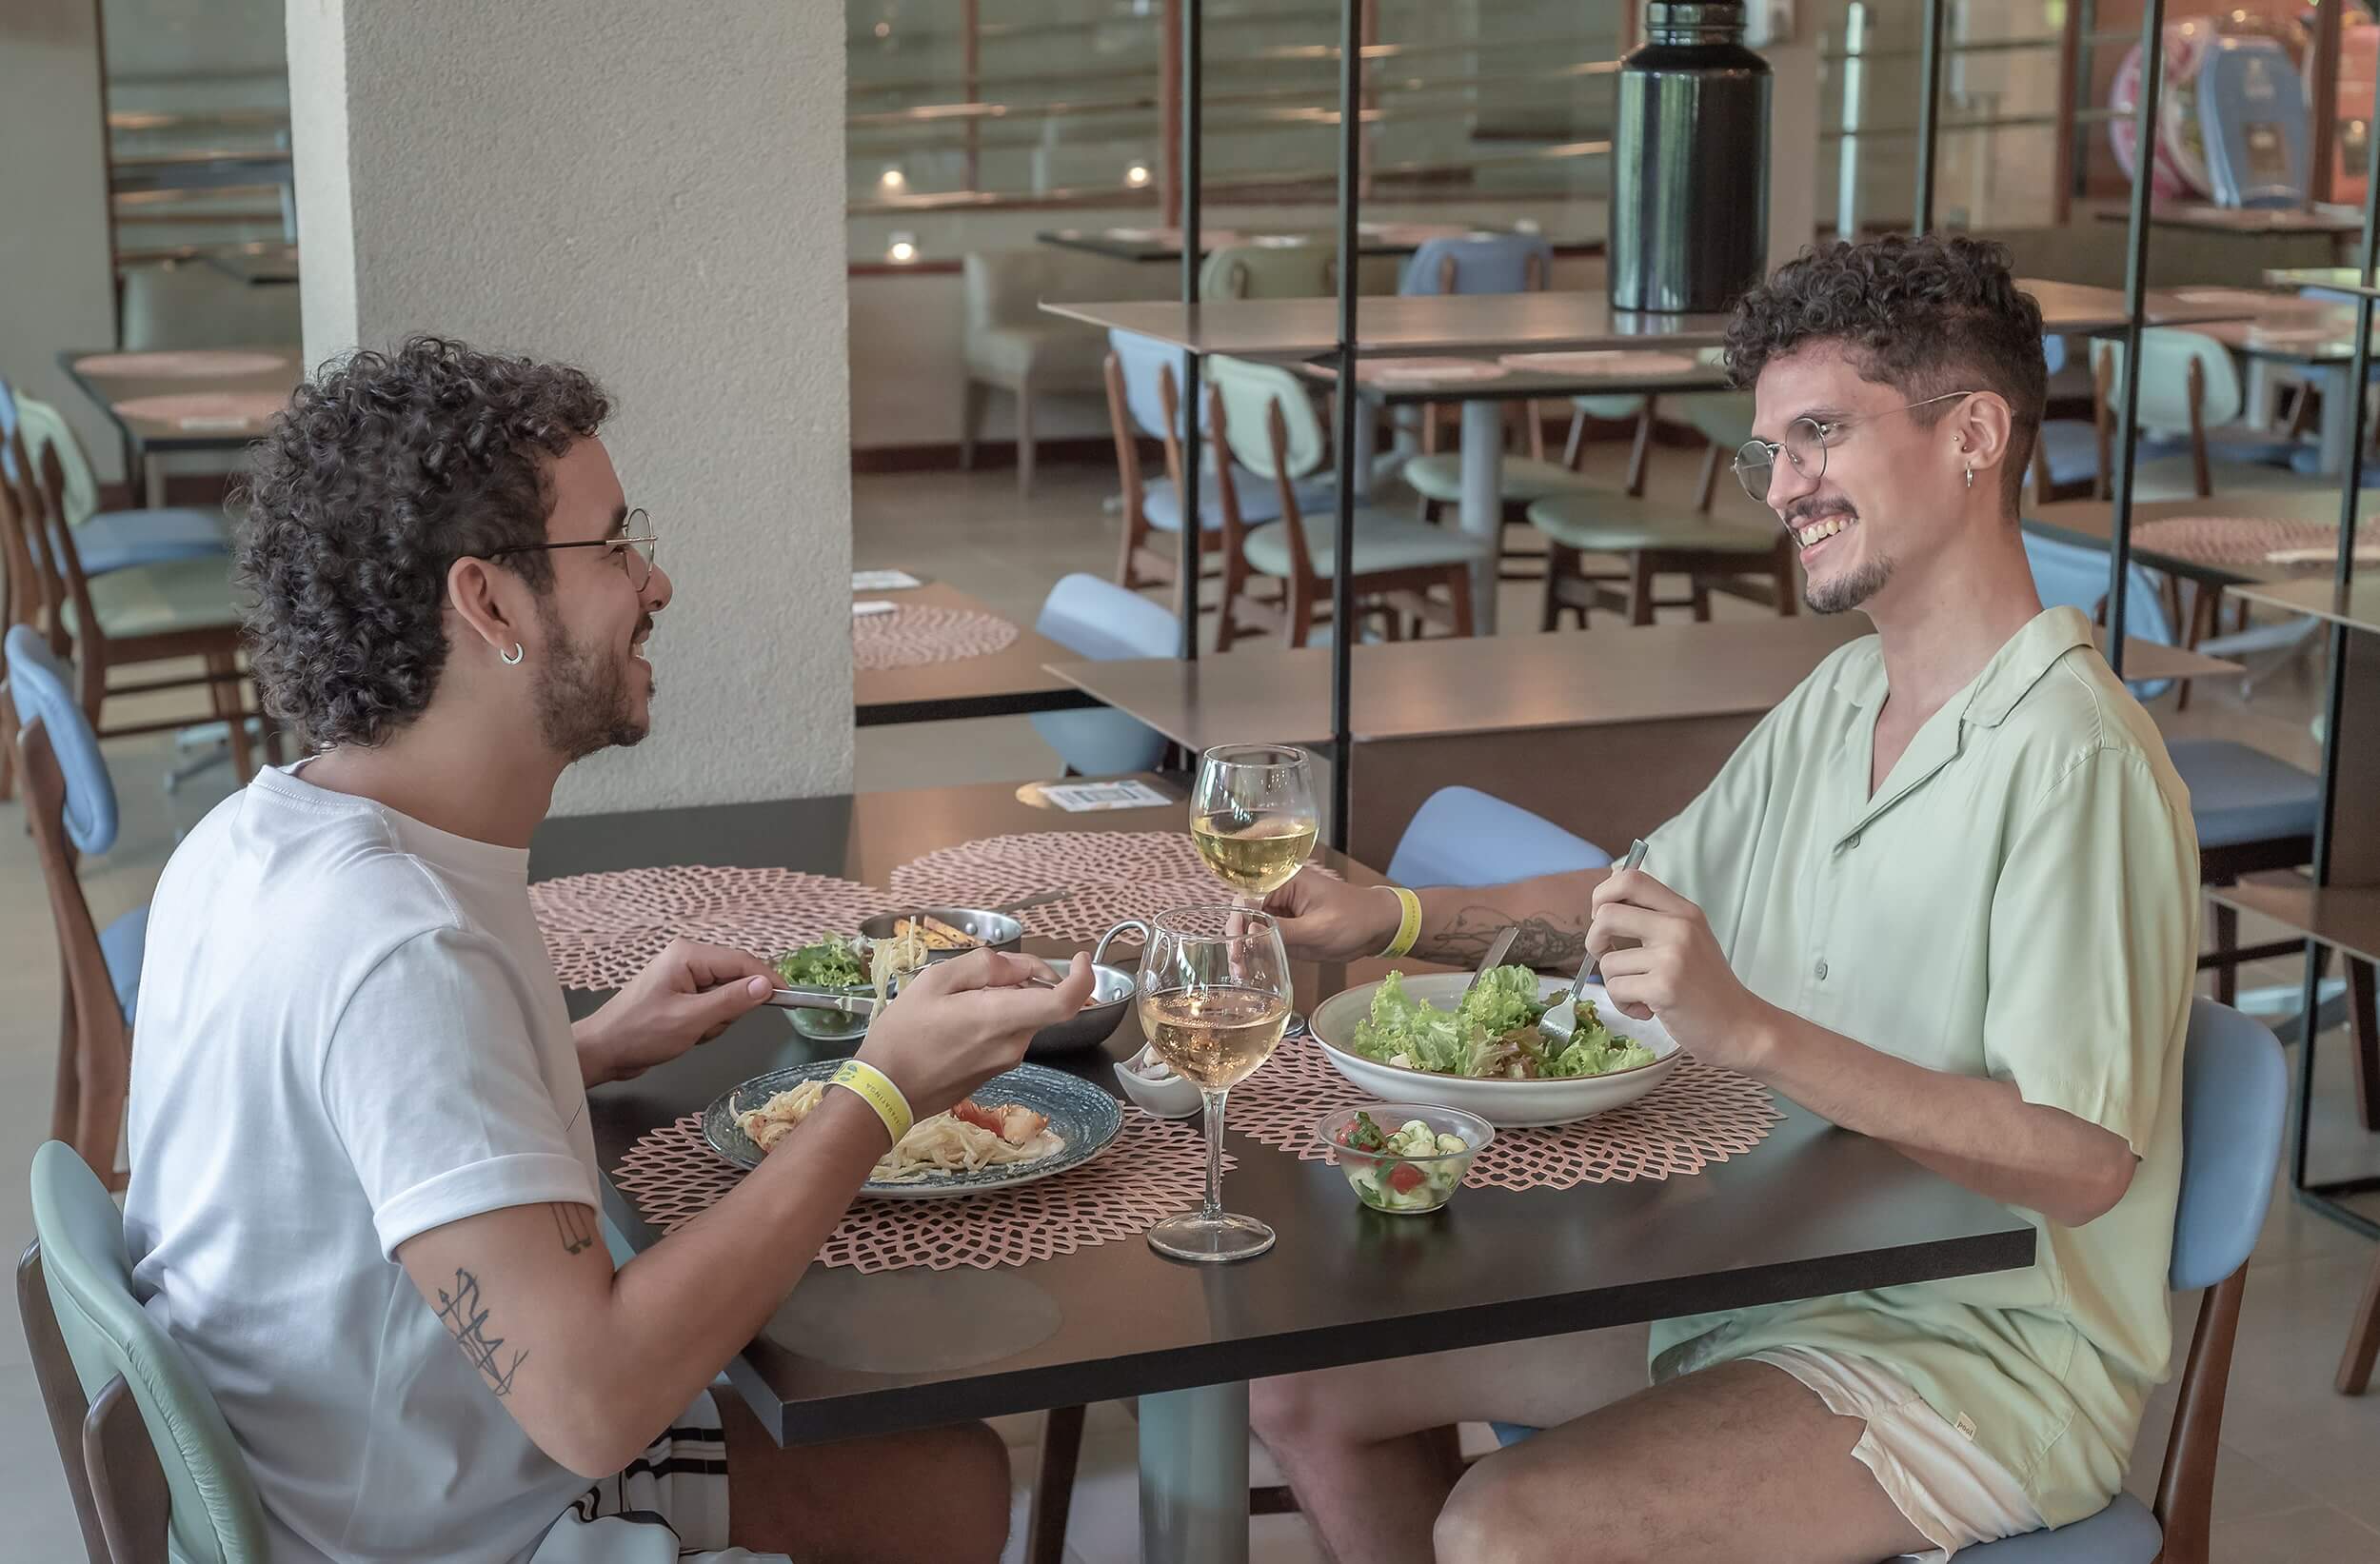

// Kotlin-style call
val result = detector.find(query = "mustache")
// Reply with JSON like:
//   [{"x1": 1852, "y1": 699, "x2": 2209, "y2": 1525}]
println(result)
[{"x1": 1780, "y1": 498, "x2": 1856, "y2": 529}]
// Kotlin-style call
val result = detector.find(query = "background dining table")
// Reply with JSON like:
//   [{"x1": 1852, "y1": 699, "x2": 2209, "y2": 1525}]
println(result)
[
  {"x1": 57, "y1": 344, "x2": 302, "y2": 505},
  {"x1": 545, "y1": 774, "x2": 2037, "y2": 1564},
  {"x1": 852, "y1": 577, "x2": 1101, "y2": 726}
]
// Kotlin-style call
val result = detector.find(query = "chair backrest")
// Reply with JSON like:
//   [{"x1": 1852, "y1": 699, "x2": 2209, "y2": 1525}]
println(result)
[
  {"x1": 1198, "y1": 241, "x2": 1334, "y2": 301},
  {"x1": 2091, "y1": 330, "x2": 2243, "y2": 432},
  {"x1": 1029, "y1": 576, "x2": 1175, "y2": 776},
  {"x1": 2022, "y1": 531, "x2": 2176, "y2": 701},
  {"x1": 1206, "y1": 355, "x2": 1327, "y2": 483},
  {"x1": 29, "y1": 1141, "x2": 272, "y2": 1562},
  {"x1": 1387, "y1": 786, "x2": 1613, "y2": 887},
  {"x1": 2172, "y1": 999, "x2": 2287, "y2": 1292},
  {"x1": 8, "y1": 624, "x2": 117, "y2": 855},
  {"x1": 1109, "y1": 329, "x2": 1195, "y2": 442},
  {"x1": 119, "y1": 261, "x2": 300, "y2": 353},
  {"x1": 1398, "y1": 233, "x2": 1556, "y2": 296},
  {"x1": 12, "y1": 398, "x2": 103, "y2": 531}
]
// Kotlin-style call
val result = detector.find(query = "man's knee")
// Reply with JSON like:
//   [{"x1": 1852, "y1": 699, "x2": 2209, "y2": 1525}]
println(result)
[
  {"x1": 1250, "y1": 1371, "x2": 1342, "y2": 1453},
  {"x1": 1436, "y1": 1451, "x2": 1615, "y2": 1564}
]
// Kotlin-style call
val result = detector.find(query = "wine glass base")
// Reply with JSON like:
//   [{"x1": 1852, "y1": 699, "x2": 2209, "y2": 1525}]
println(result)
[{"x1": 1146, "y1": 1211, "x2": 1277, "y2": 1263}]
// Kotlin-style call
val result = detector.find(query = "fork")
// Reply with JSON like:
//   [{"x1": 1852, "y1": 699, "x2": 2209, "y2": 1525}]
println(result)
[{"x1": 1540, "y1": 838, "x2": 1647, "y2": 1042}]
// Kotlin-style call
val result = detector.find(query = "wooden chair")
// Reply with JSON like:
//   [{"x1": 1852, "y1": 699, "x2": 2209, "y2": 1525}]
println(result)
[
  {"x1": 1202, "y1": 356, "x2": 1484, "y2": 651},
  {"x1": 1, "y1": 428, "x2": 262, "y2": 777},
  {"x1": 1526, "y1": 392, "x2": 1795, "y2": 629},
  {"x1": 8, "y1": 626, "x2": 148, "y2": 1191}
]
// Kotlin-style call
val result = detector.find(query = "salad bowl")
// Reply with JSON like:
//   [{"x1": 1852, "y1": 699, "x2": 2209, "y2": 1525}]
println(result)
[{"x1": 1306, "y1": 971, "x2": 1680, "y2": 1128}]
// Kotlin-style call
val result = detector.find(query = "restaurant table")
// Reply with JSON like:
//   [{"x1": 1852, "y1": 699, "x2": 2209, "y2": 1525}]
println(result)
[
  {"x1": 1300, "y1": 352, "x2": 1735, "y2": 629},
  {"x1": 2027, "y1": 487, "x2": 2375, "y2": 589},
  {"x1": 1046, "y1": 617, "x2": 2234, "y2": 867},
  {"x1": 2095, "y1": 203, "x2": 2366, "y2": 237},
  {"x1": 2263, "y1": 267, "x2": 2380, "y2": 300},
  {"x1": 851, "y1": 579, "x2": 1100, "y2": 726},
  {"x1": 202, "y1": 243, "x2": 301, "y2": 286},
  {"x1": 545, "y1": 776, "x2": 2037, "y2": 1564},
  {"x1": 58, "y1": 345, "x2": 301, "y2": 505},
  {"x1": 2192, "y1": 301, "x2": 2380, "y2": 475},
  {"x1": 1037, "y1": 222, "x2": 1580, "y2": 265}
]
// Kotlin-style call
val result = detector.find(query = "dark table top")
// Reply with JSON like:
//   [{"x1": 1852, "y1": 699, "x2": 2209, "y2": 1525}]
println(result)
[
  {"x1": 542, "y1": 779, "x2": 2037, "y2": 1446},
  {"x1": 852, "y1": 580, "x2": 1100, "y2": 726}
]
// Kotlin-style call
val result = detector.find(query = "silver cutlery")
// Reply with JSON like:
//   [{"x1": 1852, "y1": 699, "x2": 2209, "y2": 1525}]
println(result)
[
  {"x1": 1541, "y1": 838, "x2": 1648, "y2": 1043},
  {"x1": 1462, "y1": 925, "x2": 1519, "y2": 1003}
]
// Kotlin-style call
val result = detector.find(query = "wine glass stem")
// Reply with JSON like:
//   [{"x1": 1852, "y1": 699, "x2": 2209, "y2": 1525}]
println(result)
[{"x1": 1200, "y1": 1087, "x2": 1228, "y2": 1221}]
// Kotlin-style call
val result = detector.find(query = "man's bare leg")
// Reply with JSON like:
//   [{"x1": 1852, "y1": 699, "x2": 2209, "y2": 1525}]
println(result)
[
  {"x1": 1251, "y1": 1326, "x2": 1654, "y2": 1564},
  {"x1": 718, "y1": 1392, "x2": 1014, "y2": 1564},
  {"x1": 1436, "y1": 1359, "x2": 1932, "y2": 1564}
]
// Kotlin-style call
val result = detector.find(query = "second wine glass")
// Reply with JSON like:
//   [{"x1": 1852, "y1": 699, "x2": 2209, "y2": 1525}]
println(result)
[{"x1": 1191, "y1": 743, "x2": 1319, "y2": 904}]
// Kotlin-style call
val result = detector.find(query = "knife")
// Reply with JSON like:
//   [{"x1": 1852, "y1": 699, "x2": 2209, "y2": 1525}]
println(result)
[
  {"x1": 765, "y1": 985, "x2": 881, "y2": 1018},
  {"x1": 1461, "y1": 925, "x2": 1520, "y2": 1002}
]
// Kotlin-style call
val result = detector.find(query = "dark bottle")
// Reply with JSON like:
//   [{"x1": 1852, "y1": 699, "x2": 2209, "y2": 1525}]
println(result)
[{"x1": 1608, "y1": 1, "x2": 1773, "y2": 315}]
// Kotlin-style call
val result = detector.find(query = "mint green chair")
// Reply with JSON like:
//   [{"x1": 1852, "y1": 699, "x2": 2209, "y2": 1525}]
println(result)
[
  {"x1": 1197, "y1": 240, "x2": 1336, "y2": 301},
  {"x1": 24, "y1": 1140, "x2": 271, "y2": 1562},
  {"x1": 9, "y1": 394, "x2": 228, "y2": 574},
  {"x1": 1204, "y1": 355, "x2": 1487, "y2": 649}
]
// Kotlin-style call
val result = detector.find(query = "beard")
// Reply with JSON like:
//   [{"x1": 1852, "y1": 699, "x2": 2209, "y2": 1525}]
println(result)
[
  {"x1": 1806, "y1": 554, "x2": 1894, "y2": 615},
  {"x1": 531, "y1": 593, "x2": 650, "y2": 761}
]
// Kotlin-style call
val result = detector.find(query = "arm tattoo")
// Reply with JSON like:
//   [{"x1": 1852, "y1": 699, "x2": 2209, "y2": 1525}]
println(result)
[
  {"x1": 551, "y1": 1203, "x2": 597, "y2": 1256},
  {"x1": 1420, "y1": 904, "x2": 1587, "y2": 971},
  {"x1": 435, "y1": 1268, "x2": 527, "y2": 1397}
]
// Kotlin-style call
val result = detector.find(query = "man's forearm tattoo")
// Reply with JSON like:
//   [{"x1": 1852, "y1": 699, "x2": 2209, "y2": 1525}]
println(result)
[
  {"x1": 435, "y1": 1268, "x2": 526, "y2": 1397},
  {"x1": 551, "y1": 1203, "x2": 597, "y2": 1256},
  {"x1": 1420, "y1": 904, "x2": 1586, "y2": 970}
]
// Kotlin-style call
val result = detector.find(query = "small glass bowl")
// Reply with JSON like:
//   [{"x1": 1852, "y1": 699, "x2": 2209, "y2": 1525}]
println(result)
[
  {"x1": 1314, "y1": 1103, "x2": 1495, "y2": 1216},
  {"x1": 783, "y1": 985, "x2": 874, "y2": 1043}
]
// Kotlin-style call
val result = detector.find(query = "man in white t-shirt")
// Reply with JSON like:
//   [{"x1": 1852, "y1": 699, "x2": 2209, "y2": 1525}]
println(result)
[{"x1": 123, "y1": 336, "x2": 1092, "y2": 1564}]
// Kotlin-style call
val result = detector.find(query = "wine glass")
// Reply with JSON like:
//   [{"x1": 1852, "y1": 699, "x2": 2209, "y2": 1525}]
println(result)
[
  {"x1": 1136, "y1": 906, "x2": 1296, "y2": 1262},
  {"x1": 1191, "y1": 743, "x2": 1320, "y2": 907}
]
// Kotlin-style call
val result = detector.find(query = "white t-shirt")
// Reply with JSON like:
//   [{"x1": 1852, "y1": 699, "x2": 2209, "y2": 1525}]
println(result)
[{"x1": 124, "y1": 764, "x2": 602, "y2": 1564}]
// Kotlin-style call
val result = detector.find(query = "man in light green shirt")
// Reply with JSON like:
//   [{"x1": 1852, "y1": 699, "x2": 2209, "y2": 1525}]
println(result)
[{"x1": 1254, "y1": 234, "x2": 2197, "y2": 1562}]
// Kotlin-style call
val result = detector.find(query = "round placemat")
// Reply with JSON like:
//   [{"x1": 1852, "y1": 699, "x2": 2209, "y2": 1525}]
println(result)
[
  {"x1": 1227, "y1": 1036, "x2": 1780, "y2": 1190},
  {"x1": 889, "y1": 830, "x2": 1339, "y2": 946},
  {"x1": 1356, "y1": 357, "x2": 1509, "y2": 383},
  {"x1": 74, "y1": 349, "x2": 288, "y2": 378},
  {"x1": 529, "y1": 865, "x2": 887, "y2": 989},
  {"x1": 1498, "y1": 350, "x2": 1702, "y2": 379},
  {"x1": 2172, "y1": 287, "x2": 2290, "y2": 309},
  {"x1": 2135, "y1": 515, "x2": 2376, "y2": 569},
  {"x1": 854, "y1": 603, "x2": 1020, "y2": 671},
  {"x1": 111, "y1": 391, "x2": 288, "y2": 429},
  {"x1": 611, "y1": 1108, "x2": 1228, "y2": 1272}
]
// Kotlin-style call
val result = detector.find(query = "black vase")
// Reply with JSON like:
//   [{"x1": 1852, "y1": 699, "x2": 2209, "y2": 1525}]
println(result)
[{"x1": 1609, "y1": 1, "x2": 1774, "y2": 315}]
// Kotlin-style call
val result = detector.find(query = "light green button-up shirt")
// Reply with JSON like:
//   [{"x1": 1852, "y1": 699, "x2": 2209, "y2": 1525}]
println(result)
[{"x1": 1642, "y1": 606, "x2": 2199, "y2": 1528}]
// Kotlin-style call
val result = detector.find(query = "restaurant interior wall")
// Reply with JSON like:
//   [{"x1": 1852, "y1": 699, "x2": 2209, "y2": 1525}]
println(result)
[
  {"x1": 0, "y1": 0, "x2": 123, "y2": 483},
  {"x1": 288, "y1": 0, "x2": 857, "y2": 814}
]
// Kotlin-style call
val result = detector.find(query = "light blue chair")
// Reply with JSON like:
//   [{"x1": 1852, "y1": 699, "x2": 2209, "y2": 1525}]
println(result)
[
  {"x1": 2022, "y1": 531, "x2": 2180, "y2": 703},
  {"x1": 1492, "y1": 999, "x2": 2286, "y2": 1564},
  {"x1": 1398, "y1": 233, "x2": 1556, "y2": 298},
  {"x1": 1386, "y1": 785, "x2": 1612, "y2": 888},
  {"x1": 25, "y1": 1140, "x2": 272, "y2": 1562},
  {"x1": 8, "y1": 625, "x2": 146, "y2": 1186},
  {"x1": 1028, "y1": 575, "x2": 1176, "y2": 777},
  {"x1": 0, "y1": 383, "x2": 229, "y2": 576}
]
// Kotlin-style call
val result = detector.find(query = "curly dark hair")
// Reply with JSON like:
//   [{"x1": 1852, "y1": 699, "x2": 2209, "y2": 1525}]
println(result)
[
  {"x1": 1723, "y1": 234, "x2": 2047, "y2": 508},
  {"x1": 233, "y1": 336, "x2": 610, "y2": 749}
]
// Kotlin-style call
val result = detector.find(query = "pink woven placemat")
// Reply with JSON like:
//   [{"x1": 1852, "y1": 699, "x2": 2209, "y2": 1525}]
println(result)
[
  {"x1": 111, "y1": 390, "x2": 287, "y2": 429},
  {"x1": 75, "y1": 349, "x2": 288, "y2": 378},
  {"x1": 612, "y1": 1109, "x2": 1227, "y2": 1272},
  {"x1": 2134, "y1": 515, "x2": 2377, "y2": 569},
  {"x1": 1497, "y1": 350, "x2": 1701, "y2": 379},
  {"x1": 1228, "y1": 1037, "x2": 1781, "y2": 1190},
  {"x1": 854, "y1": 604, "x2": 1019, "y2": 671},
  {"x1": 890, "y1": 830, "x2": 1339, "y2": 945},
  {"x1": 529, "y1": 865, "x2": 886, "y2": 989}
]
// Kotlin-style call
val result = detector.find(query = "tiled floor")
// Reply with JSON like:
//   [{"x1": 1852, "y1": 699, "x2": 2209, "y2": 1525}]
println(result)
[{"x1": 6, "y1": 441, "x2": 2379, "y2": 1560}]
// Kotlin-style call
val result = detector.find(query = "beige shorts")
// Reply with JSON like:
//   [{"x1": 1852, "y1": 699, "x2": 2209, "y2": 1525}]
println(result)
[{"x1": 1750, "y1": 1346, "x2": 2045, "y2": 1562}]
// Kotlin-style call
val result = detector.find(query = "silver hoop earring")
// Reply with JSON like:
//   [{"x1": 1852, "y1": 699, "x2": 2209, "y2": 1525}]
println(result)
[
  {"x1": 501, "y1": 643, "x2": 525, "y2": 665},
  {"x1": 1964, "y1": 466, "x2": 1975, "y2": 490}
]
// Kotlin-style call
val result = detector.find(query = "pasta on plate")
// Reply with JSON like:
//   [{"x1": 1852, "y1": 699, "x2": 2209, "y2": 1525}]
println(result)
[{"x1": 735, "y1": 1080, "x2": 1063, "y2": 1184}]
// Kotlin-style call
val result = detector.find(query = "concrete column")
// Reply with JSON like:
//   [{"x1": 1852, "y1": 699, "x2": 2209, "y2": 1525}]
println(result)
[
  {"x1": 0, "y1": 0, "x2": 122, "y2": 479},
  {"x1": 286, "y1": 0, "x2": 854, "y2": 811},
  {"x1": 1764, "y1": 30, "x2": 1821, "y2": 271}
]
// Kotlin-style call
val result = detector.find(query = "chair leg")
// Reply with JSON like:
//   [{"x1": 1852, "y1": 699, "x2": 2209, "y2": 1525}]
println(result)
[
  {"x1": 2351, "y1": 958, "x2": 2380, "y2": 1133},
  {"x1": 1016, "y1": 382, "x2": 1037, "y2": 497},
  {"x1": 211, "y1": 655, "x2": 254, "y2": 782},
  {"x1": 1025, "y1": 1405, "x2": 1086, "y2": 1564},
  {"x1": 1445, "y1": 567, "x2": 1475, "y2": 639},
  {"x1": 1628, "y1": 553, "x2": 1658, "y2": 626},
  {"x1": 1540, "y1": 547, "x2": 1566, "y2": 632},
  {"x1": 1561, "y1": 407, "x2": 1587, "y2": 471},
  {"x1": 0, "y1": 683, "x2": 15, "y2": 802},
  {"x1": 2339, "y1": 1250, "x2": 2380, "y2": 1395},
  {"x1": 52, "y1": 956, "x2": 81, "y2": 1151},
  {"x1": 2211, "y1": 894, "x2": 2238, "y2": 1006},
  {"x1": 960, "y1": 380, "x2": 990, "y2": 470}
]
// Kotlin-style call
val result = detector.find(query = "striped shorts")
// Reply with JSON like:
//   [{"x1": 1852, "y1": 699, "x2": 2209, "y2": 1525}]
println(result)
[{"x1": 529, "y1": 1391, "x2": 790, "y2": 1564}]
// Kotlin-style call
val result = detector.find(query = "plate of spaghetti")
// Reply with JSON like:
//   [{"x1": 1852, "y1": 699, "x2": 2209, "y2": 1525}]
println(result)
[{"x1": 702, "y1": 1062, "x2": 1123, "y2": 1198}]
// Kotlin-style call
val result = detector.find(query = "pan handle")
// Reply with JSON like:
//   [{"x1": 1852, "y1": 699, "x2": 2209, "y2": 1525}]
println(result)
[{"x1": 1090, "y1": 918, "x2": 1150, "y2": 973}]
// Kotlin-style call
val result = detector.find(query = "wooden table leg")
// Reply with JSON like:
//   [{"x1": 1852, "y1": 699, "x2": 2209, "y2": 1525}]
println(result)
[{"x1": 2337, "y1": 1250, "x2": 2380, "y2": 1396}]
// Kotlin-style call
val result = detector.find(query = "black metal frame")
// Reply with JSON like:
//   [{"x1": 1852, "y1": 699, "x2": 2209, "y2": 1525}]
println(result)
[
  {"x1": 1175, "y1": 0, "x2": 1203, "y2": 665},
  {"x1": 1328, "y1": 0, "x2": 1361, "y2": 852},
  {"x1": 1914, "y1": 0, "x2": 1945, "y2": 234}
]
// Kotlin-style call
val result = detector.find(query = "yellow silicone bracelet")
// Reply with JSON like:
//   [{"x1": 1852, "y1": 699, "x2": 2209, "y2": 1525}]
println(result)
[
  {"x1": 829, "y1": 1059, "x2": 913, "y2": 1147},
  {"x1": 1379, "y1": 885, "x2": 1423, "y2": 960}
]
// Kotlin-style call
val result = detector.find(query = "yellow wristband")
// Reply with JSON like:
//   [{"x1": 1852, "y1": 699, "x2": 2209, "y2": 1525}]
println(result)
[
  {"x1": 1379, "y1": 885, "x2": 1423, "y2": 960},
  {"x1": 829, "y1": 1059, "x2": 913, "y2": 1147}
]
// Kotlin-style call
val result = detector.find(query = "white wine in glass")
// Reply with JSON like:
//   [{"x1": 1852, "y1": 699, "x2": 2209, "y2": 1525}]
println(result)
[
  {"x1": 1192, "y1": 743, "x2": 1320, "y2": 901},
  {"x1": 1136, "y1": 906, "x2": 1295, "y2": 1263}
]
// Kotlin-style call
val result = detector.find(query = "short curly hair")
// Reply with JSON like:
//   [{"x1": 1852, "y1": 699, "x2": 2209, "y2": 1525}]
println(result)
[
  {"x1": 1724, "y1": 234, "x2": 2047, "y2": 508},
  {"x1": 234, "y1": 336, "x2": 610, "y2": 749}
]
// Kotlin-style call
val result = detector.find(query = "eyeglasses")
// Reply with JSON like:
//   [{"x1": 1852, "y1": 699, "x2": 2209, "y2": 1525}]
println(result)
[
  {"x1": 485, "y1": 509, "x2": 660, "y2": 592},
  {"x1": 1732, "y1": 391, "x2": 1981, "y2": 503}
]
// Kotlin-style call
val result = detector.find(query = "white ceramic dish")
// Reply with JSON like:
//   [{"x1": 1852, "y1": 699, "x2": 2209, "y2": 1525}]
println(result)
[
  {"x1": 1113, "y1": 1044, "x2": 1203, "y2": 1119},
  {"x1": 1305, "y1": 971, "x2": 1680, "y2": 1128}
]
